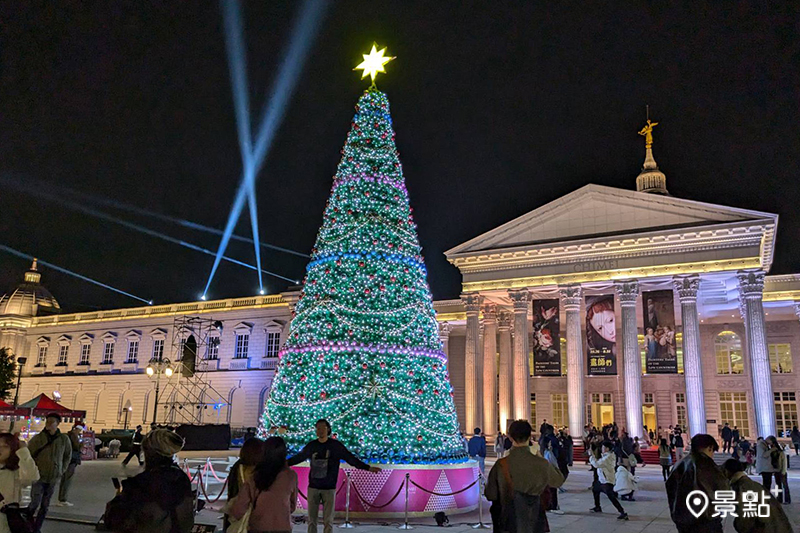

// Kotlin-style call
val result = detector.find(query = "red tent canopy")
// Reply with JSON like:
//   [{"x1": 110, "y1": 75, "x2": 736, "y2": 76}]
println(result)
[
  {"x1": 0, "y1": 398, "x2": 31, "y2": 418},
  {"x1": 17, "y1": 393, "x2": 86, "y2": 419}
]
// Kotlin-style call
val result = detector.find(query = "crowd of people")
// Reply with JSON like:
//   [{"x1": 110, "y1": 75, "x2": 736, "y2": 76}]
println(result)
[
  {"x1": 483, "y1": 419, "x2": 795, "y2": 533},
  {"x1": 665, "y1": 432, "x2": 793, "y2": 533},
  {"x1": 0, "y1": 412, "x2": 793, "y2": 533}
]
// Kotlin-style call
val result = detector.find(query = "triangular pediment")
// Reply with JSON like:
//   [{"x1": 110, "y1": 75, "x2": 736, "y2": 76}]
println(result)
[{"x1": 446, "y1": 185, "x2": 777, "y2": 256}]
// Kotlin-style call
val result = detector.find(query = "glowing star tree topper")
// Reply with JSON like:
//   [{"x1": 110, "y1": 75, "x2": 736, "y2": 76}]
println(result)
[
  {"x1": 354, "y1": 43, "x2": 395, "y2": 85},
  {"x1": 259, "y1": 47, "x2": 466, "y2": 465}
]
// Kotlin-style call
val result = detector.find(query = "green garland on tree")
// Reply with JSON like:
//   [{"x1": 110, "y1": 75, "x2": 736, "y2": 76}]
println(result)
[{"x1": 260, "y1": 88, "x2": 467, "y2": 464}]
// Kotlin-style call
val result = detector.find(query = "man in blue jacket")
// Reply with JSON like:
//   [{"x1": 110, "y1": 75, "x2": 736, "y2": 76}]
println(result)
[{"x1": 468, "y1": 427, "x2": 487, "y2": 475}]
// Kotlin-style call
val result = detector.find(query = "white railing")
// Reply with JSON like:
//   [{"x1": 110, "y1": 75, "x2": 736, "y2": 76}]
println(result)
[
  {"x1": 200, "y1": 359, "x2": 220, "y2": 371},
  {"x1": 229, "y1": 359, "x2": 248, "y2": 371},
  {"x1": 260, "y1": 358, "x2": 278, "y2": 370}
]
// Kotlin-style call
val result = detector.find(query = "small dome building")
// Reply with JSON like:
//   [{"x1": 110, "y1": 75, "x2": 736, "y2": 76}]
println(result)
[{"x1": 0, "y1": 259, "x2": 60, "y2": 356}]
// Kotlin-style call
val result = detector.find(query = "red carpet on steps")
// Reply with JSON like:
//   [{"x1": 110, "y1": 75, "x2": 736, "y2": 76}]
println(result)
[{"x1": 572, "y1": 445, "x2": 669, "y2": 464}]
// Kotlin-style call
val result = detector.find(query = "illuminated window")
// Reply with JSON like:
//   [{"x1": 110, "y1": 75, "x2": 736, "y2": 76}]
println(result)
[
  {"x1": 719, "y1": 392, "x2": 749, "y2": 437},
  {"x1": 551, "y1": 394, "x2": 568, "y2": 429},
  {"x1": 775, "y1": 392, "x2": 798, "y2": 437},
  {"x1": 530, "y1": 393, "x2": 536, "y2": 425},
  {"x1": 715, "y1": 331, "x2": 743, "y2": 375},
  {"x1": 126, "y1": 341, "x2": 139, "y2": 363},
  {"x1": 266, "y1": 332, "x2": 280, "y2": 358},
  {"x1": 102, "y1": 343, "x2": 114, "y2": 365},
  {"x1": 79, "y1": 344, "x2": 91, "y2": 365},
  {"x1": 206, "y1": 337, "x2": 219, "y2": 360},
  {"x1": 57, "y1": 345, "x2": 68, "y2": 365},
  {"x1": 235, "y1": 334, "x2": 249, "y2": 359},
  {"x1": 37, "y1": 346, "x2": 48, "y2": 367},
  {"x1": 152, "y1": 339, "x2": 164, "y2": 360},
  {"x1": 675, "y1": 393, "x2": 687, "y2": 430},
  {"x1": 768, "y1": 344, "x2": 792, "y2": 374}
]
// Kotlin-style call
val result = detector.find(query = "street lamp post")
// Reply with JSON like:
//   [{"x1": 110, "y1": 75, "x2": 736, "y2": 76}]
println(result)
[
  {"x1": 146, "y1": 356, "x2": 173, "y2": 425},
  {"x1": 10, "y1": 357, "x2": 27, "y2": 433},
  {"x1": 122, "y1": 401, "x2": 133, "y2": 430},
  {"x1": 12, "y1": 357, "x2": 26, "y2": 408}
]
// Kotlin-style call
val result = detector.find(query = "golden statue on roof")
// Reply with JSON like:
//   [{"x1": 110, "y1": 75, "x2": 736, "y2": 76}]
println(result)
[{"x1": 638, "y1": 119, "x2": 658, "y2": 149}]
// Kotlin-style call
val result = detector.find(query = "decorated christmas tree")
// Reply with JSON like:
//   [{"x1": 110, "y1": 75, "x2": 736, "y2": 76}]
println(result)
[{"x1": 260, "y1": 46, "x2": 467, "y2": 464}]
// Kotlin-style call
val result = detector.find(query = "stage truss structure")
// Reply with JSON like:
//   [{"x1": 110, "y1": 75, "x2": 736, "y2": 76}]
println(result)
[{"x1": 157, "y1": 315, "x2": 229, "y2": 425}]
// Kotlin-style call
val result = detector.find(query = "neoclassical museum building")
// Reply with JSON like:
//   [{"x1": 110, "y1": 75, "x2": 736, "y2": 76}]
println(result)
[{"x1": 2, "y1": 133, "x2": 799, "y2": 442}]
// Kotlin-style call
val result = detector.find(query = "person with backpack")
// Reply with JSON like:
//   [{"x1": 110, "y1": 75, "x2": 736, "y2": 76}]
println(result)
[
  {"x1": 721, "y1": 423, "x2": 733, "y2": 454},
  {"x1": 104, "y1": 429, "x2": 194, "y2": 533},
  {"x1": 722, "y1": 459, "x2": 792, "y2": 533},
  {"x1": 672, "y1": 429, "x2": 685, "y2": 462},
  {"x1": 541, "y1": 437, "x2": 564, "y2": 515},
  {"x1": 27, "y1": 412, "x2": 72, "y2": 533},
  {"x1": 755, "y1": 437, "x2": 777, "y2": 492},
  {"x1": 766, "y1": 436, "x2": 788, "y2": 503},
  {"x1": 55, "y1": 424, "x2": 83, "y2": 507},
  {"x1": 468, "y1": 428, "x2": 487, "y2": 475},
  {"x1": 485, "y1": 420, "x2": 564, "y2": 533}
]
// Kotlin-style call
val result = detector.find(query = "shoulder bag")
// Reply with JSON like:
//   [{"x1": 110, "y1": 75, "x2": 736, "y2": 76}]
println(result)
[{"x1": 2, "y1": 503, "x2": 35, "y2": 533}]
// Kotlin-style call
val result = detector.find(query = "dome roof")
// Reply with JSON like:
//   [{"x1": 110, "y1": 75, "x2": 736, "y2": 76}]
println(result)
[{"x1": 0, "y1": 259, "x2": 61, "y2": 318}]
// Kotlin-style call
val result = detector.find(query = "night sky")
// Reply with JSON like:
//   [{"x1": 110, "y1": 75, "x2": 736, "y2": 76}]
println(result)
[{"x1": 1, "y1": 3, "x2": 799, "y2": 312}]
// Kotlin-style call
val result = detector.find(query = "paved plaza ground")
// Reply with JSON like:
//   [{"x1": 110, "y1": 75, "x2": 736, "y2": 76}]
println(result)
[{"x1": 39, "y1": 451, "x2": 800, "y2": 532}]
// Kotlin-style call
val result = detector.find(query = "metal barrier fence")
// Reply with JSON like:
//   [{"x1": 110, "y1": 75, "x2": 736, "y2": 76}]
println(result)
[{"x1": 184, "y1": 457, "x2": 491, "y2": 528}]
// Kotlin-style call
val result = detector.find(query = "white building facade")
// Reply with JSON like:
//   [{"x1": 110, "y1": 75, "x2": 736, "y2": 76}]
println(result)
[{"x1": 2, "y1": 136, "x2": 799, "y2": 441}]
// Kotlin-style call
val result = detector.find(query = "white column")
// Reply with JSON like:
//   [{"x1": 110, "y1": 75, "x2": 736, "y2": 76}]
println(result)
[
  {"x1": 560, "y1": 285, "x2": 584, "y2": 439},
  {"x1": 439, "y1": 322, "x2": 451, "y2": 363},
  {"x1": 508, "y1": 290, "x2": 532, "y2": 422},
  {"x1": 737, "y1": 271, "x2": 776, "y2": 438},
  {"x1": 674, "y1": 275, "x2": 707, "y2": 437},
  {"x1": 615, "y1": 280, "x2": 644, "y2": 439},
  {"x1": 482, "y1": 304, "x2": 498, "y2": 436},
  {"x1": 461, "y1": 293, "x2": 483, "y2": 436},
  {"x1": 497, "y1": 311, "x2": 514, "y2": 432}
]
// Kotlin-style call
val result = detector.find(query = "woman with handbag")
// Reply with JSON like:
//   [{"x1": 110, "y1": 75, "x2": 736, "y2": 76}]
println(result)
[
  {"x1": 0, "y1": 433, "x2": 39, "y2": 533},
  {"x1": 229, "y1": 436, "x2": 297, "y2": 533},
  {"x1": 223, "y1": 438, "x2": 265, "y2": 532}
]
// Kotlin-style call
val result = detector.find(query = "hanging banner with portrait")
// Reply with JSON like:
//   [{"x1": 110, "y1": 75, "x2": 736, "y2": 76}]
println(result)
[
  {"x1": 532, "y1": 299, "x2": 561, "y2": 376},
  {"x1": 642, "y1": 289, "x2": 678, "y2": 373},
  {"x1": 586, "y1": 294, "x2": 617, "y2": 375}
]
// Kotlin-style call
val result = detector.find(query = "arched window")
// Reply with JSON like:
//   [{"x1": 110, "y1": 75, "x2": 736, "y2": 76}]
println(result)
[{"x1": 715, "y1": 331, "x2": 743, "y2": 375}]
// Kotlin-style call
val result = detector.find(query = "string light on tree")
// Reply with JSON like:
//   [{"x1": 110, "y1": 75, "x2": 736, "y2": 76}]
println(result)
[{"x1": 259, "y1": 45, "x2": 466, "y2": 465}]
